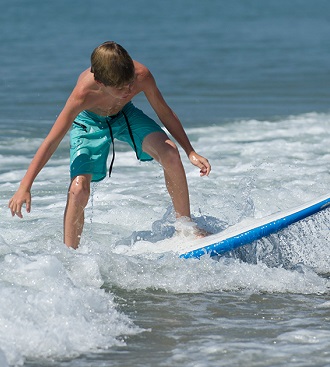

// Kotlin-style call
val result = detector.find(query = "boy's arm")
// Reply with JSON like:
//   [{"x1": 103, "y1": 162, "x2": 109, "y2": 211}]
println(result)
[
  {"x1": 142, "y1": 70, "x2": 211, "y2": 176},
  {"x1": 8, "y1": 91, "x2": 85, "y2": 218}
]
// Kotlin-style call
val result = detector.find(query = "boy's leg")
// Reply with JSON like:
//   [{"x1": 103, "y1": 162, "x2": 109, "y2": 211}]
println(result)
[
  {"x1": 142, "y1": 131, "x2": 191, "y2": 218},
  {"x1": 64, "y1": 174, "x2": 92, "y2": 249}
]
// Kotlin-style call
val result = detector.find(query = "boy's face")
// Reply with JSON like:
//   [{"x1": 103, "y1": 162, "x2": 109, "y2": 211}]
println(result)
[{"x1": 106, "y1": 80, "x2": 135, "y2": 99}]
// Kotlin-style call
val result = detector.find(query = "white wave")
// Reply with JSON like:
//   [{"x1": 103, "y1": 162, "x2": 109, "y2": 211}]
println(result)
[
  {"x1": 0, "y1": 248, "x2": 142, "y2": 366},
  {"x1": 0, "y1": 111, "x2": 329, "y2": 364}
]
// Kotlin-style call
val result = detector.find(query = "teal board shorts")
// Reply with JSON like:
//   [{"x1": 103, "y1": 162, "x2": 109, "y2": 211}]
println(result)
[{"x1": 70, "y1": 101, "x2": 164, "y2": 182}]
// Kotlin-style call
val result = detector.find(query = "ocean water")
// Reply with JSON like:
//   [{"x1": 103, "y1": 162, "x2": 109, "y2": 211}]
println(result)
[{"x1": 1, "y1": 0, "x2": 330, "y2": 366}]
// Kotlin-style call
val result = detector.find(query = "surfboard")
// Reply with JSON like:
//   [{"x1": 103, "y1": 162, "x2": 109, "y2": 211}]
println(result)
[
  {"x1": 115, "y1": 194, "x2": 330, "y2": 259},
  {"x1": 179, "y1": 194, "x2": 330, "y2": 259}
]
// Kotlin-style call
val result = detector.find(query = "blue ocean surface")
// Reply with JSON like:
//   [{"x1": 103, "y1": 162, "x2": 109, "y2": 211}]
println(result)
[
  {"x1": 0, "y1": 0, "x2": 330, "y2": 366},
  {"x1": 2, "y1": 0, "x2": 330, "y2": 123}
]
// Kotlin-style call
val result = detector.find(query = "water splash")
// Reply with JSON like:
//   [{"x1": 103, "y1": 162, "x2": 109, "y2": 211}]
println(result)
[{"x1": 234, "y1": 209, "x2": 330, "y2": 274}]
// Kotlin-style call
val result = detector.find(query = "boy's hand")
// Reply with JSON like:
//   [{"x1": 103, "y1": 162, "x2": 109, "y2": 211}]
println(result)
[
  {"x1": 8, "y1": 187, "x2": 31, "y2": 218},
  {"x1": 188, "y1": 151, "x2": 211, "y2": 177}
]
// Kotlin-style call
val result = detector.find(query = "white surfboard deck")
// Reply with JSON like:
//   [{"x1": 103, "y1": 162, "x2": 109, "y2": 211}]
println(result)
[{"x1": 114, "y1": 195, "x2": 330, "y2": 259}]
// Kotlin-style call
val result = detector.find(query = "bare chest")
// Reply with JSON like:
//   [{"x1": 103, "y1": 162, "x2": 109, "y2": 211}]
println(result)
[
  {"x1": 87, "y1": 84, "x2": 142, "y2": 116},
  {"x1": 87, "y1": 96, "x2": 130, "y2": 116}
]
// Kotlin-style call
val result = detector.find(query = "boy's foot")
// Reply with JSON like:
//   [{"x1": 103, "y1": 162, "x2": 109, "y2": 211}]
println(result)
[
  {"x1": 193, "y1": 226, "x2": 210, "y2": 238},
  {"x1": 175, "y1": 217, "x2": 210, "y2": 239}
]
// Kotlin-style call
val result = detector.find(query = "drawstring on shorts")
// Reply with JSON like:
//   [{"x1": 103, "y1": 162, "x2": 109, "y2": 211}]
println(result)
[{"x1": 105, "y1": 111, "x2": 139, "y2": 177}]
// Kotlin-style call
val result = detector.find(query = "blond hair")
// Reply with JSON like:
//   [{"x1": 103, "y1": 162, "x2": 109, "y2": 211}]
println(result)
[{"x1": 90, "y1": 41, "x2": 135, "y2": 87}]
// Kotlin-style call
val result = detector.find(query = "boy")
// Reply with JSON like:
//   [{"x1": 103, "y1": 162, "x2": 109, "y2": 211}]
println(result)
[{"x1": 8, "y1": 41, "x2": 211, "y2": 248}]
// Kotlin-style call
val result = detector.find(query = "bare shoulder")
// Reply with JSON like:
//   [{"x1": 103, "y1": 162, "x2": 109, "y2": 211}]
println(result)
[
  {"x1": 132, "y1": 61, "x2": 168, "y2": 113},
  {"x1": 49, "y1": 69, "x2": 99, "y2": 132},
  {"x1": 74, "y1": 69, "x2": 98, "y2": 96},
  {"x1": 68, "y1": 69, "x2": 98, "y2": 109},
  {"x1": 133, "y1": 61, "x2": 154, "y2": 83},
  {"x1": 133, "y1": 60, "x2": 149, "y2": 76}
]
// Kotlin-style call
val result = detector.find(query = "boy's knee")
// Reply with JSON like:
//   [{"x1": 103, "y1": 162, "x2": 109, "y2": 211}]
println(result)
[
  {"x1": 68, "y1": 177, "x2": 90, "y2": 207},
  {"x1": 143, "y1": 134, "x2": 182, "y2": 168},
  {"x1": 161, "y1": 141, "x2": 182, "y2": 167}
]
